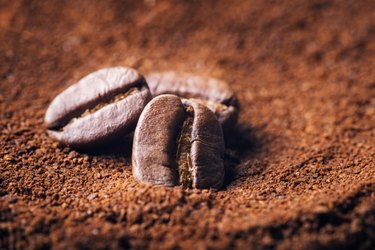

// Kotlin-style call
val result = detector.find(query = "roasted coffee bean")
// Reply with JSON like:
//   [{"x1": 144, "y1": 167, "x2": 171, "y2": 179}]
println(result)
[
  {"x1": 132, "y1": 94, "x2": 225, "y2": 189},
  {"x1": 145, "y1": 71, "x2": 239, "y2": 131},
  {"x1": 45, "y1": 67, "x2": 151, "y2": 147}
]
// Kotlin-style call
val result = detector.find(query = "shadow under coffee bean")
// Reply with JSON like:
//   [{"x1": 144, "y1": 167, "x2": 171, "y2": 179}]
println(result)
[
  {"x1": 45, "y1": 67, "x2": 151, "y2": 148},
  {"x1": 146, "y1": 71, "x2": 239, "y2": 132},
  {"x1": 132, "y1": 94, "x2": 225, "y2": 189}
]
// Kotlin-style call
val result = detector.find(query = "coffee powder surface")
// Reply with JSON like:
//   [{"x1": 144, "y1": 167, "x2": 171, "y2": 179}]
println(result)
[{"x1": 1, "y1": 0, "x2": 374, "y2": 249}]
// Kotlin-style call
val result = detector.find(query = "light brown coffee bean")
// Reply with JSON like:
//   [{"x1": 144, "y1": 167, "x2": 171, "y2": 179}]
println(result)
[
  {"x1": 145, "y1": 71, "x2": 239, "y2": 132},
  {"x1": 45, "y1": 67, "x2": 151, "y2": 148}
]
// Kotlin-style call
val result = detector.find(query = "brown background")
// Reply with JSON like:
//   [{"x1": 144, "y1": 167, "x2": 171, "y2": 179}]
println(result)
[{"x1": 1, "y1": 0, "x2": 374, "y2": 249}]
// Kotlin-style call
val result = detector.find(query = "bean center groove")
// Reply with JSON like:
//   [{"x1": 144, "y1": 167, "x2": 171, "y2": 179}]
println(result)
[{"x1": 176, "y1": 105, "x2": 194, "y2": 188}]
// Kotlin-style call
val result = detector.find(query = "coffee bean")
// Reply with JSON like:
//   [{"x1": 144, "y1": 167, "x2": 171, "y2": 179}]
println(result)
[
  {"x1": 132, "y1": 94, "x2": 225, "y2": 189},
  {"x1": 45, "y1": 67, "x2": 151, "y2": 147},
  {"x1": 145, "y1": 71, "x2": 239, "y2": 132}
]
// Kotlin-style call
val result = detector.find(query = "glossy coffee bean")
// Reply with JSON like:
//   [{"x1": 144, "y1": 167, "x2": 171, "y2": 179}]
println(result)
[
  {"x1": 45, "y1": 67, "x2": 151, "y2": 148},
  {"x1": 145, "y1": 71, "x2": 239, "y2": 132},
  {"x1": 132, "y1": 94, "x2": 225, "y2": 189}
]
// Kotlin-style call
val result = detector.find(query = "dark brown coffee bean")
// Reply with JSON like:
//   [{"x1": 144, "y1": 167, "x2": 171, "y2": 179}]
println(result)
[
  {"x1": 132, "y1": 94, "x2": 225, "y2": 189},
  {"x1": 45, "y1": 67, "x2": 151, "y2": 147},
  {"x1": 145, "y1": 71, "x2": 239, "y2": 132}
]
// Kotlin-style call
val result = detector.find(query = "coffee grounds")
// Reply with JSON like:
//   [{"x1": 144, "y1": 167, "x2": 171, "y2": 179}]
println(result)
[{"x1": 1, "y1": 0, "x2": 374, "y2": 249}]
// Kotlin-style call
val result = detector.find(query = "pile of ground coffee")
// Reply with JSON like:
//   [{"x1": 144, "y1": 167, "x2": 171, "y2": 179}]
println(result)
[{"x1": 0, "y1": 0, "x2": 374, "y2": 249}]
